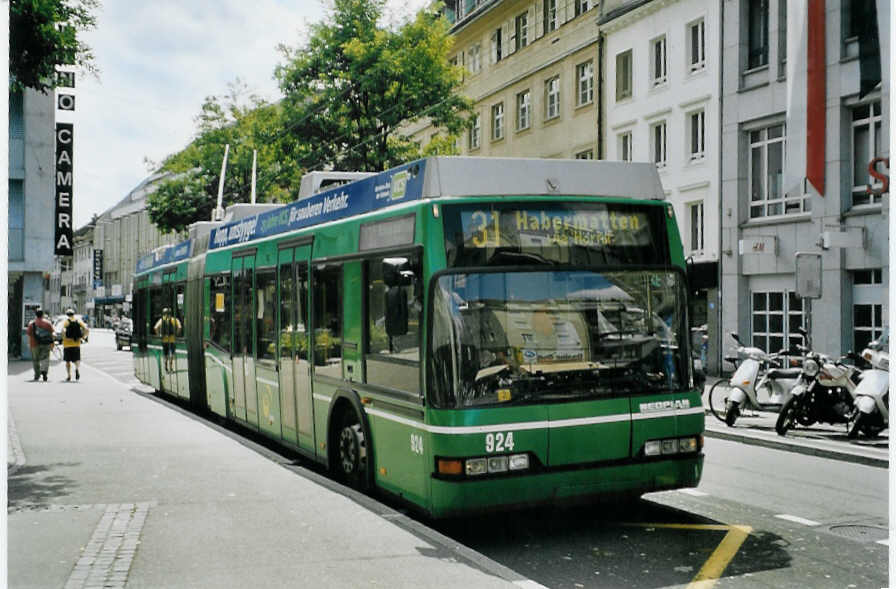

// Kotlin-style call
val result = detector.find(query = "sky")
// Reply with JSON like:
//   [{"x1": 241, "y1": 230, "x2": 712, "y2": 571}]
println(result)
[{"x1": 70, "y1": 0, "x2": 429, "y2": 228}]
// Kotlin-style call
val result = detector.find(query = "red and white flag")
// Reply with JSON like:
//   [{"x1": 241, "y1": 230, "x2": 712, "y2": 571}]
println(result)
[{"x1": 785, "y1": 0, "x2": 826, "y2": 199}]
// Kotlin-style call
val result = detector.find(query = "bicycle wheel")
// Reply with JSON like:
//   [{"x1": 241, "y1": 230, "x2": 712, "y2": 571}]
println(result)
[{"x1": 708, "y1": 380, "x2": 735, "y2": 423}]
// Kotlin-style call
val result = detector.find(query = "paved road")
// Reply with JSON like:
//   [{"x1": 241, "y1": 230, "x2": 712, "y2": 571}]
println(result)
[{"x1": 8, "y1": 332, "x2": 890, "y2": 588}]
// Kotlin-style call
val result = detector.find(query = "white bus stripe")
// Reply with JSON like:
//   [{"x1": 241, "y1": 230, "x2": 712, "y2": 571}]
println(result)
[{"x1": 774, "y1": 514, "x2": 820, "y2": 527}]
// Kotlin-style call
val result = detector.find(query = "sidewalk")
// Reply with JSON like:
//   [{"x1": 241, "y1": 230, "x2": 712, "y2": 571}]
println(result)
[
  {"x1": 6, "y1": 358, "x2": 527, "y2": 589},
  {"x1": 701, "y1": 380, "x2": 889, "y2": 468}
]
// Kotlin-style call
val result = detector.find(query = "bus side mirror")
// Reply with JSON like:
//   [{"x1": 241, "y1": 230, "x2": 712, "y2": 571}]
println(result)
[{"x1": 385, "y1": 286, "x2": 408, "y2": 337}]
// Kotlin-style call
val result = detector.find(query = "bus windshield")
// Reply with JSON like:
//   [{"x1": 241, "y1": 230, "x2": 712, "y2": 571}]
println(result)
[{"x1": 429, "y1": 270, "x2": 688, "y2": 408}]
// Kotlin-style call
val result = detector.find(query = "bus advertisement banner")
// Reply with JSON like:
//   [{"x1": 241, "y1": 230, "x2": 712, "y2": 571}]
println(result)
[
  {"x1": 136, "y1": 239, "x2": 193, "y2": 274},
  {"x1": 208, "y1": 159, "x2": 427, "y2": 250}
]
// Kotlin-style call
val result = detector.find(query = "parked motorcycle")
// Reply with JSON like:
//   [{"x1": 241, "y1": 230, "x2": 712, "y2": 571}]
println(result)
[
  {"x1": 775, "y1": 327, "x2": 861, "y2": 436},
  {"x1": 847, "y1": 327, "x2": 889, "y2": 439},
  {"x1": 708, "y1": 333, "x2": 802, "y2": 427}
]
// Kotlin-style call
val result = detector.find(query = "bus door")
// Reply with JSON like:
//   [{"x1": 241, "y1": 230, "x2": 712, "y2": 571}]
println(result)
[
  {"x1": 278, "y1": 244, "x2": 314, "y2": 452},
  {"x1": 174, "y1": 281, "x2": 190, "y2": 400},
  {"x1": 230, "y1": 253, "x2": 256, "y2": 424}
]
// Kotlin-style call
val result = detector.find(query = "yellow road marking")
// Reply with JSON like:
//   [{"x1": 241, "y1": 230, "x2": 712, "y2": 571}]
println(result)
[
  {"x1": 622, "y1": 523, "x2": 752, "y2": 589},
  {"x1": 688, "y1": 525, "x2": 752, "y2": 589}
]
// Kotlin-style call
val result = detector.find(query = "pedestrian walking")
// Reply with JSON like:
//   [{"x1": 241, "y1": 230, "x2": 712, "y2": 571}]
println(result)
[
  {"x1": 154, "y1": 307, "x2": 181, "y2": 373},
  {"x1": 61, "y1": 309, "x2": 89, "y2": 381},
  {"x1": 26, "y1": 309, "x2": 55, "y2": 381}
]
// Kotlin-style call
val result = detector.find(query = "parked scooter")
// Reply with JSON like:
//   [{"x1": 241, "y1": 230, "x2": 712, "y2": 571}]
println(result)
[
  {"x1": 708, "y1": 333, "x2": 802, "y2": 427},
  {"x1": 776, "y1": 327, "x2": 861, "y2": 436},
  {"x1": 847, "y1": 327, "x2": 889, "y2": 438}
]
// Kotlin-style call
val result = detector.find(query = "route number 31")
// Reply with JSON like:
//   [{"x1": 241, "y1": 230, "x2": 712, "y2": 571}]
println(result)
[{"x1": 485, "y1": 432, "x2": 515, "y2": 453}]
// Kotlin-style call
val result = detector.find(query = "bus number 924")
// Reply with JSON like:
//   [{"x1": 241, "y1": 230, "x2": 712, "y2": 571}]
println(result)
[{"x1": 485, "y1": 432, "x2": 515, "y2": 453}]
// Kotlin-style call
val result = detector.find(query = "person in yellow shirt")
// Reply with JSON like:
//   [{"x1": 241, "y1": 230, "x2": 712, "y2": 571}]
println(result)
[
  {"x1": 61, "y1": 309, "x2": 89, "y2": 382},
  {"x1": 154, "y1": 307, "x2": 182, "y2": 373}
]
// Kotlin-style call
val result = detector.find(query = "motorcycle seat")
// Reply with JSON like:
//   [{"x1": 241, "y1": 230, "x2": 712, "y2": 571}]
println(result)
[{"x1": 765, "y1": 368, "x2": 802, "y2": 379}]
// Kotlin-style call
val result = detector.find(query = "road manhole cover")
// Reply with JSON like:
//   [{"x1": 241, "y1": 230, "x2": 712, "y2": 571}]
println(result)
[{"x1": 828, "y1": 525, "x2": 888, "y2": 542}]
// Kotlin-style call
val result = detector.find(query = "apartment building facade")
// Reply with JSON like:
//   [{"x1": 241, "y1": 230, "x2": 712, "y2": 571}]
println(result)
[
  {"x1": 427, "y1": 0, "x2": 601, "y2": 160},
  {"x1": 720, "y1": 0, "x2": 890, "y2": 368},
  {"x1": 600, "y1": 0, "x2": 721, "y2": 359}
]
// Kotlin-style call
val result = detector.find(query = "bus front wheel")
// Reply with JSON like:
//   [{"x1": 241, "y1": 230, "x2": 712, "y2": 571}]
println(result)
[{"x1": 332, "y1": 410, "x2": 368, "y2": 492}]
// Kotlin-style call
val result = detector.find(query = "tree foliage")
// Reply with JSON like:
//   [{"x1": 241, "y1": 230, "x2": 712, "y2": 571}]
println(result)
[
  {"x1": 275, "y1": 0, "x2": 471, "y2": 172},
  {"x1": 146, "y1": 81, "x2": 303, "y2": 234},
  {"x1": 10, "y1": 0, "x2": 99, "y2": 93}
]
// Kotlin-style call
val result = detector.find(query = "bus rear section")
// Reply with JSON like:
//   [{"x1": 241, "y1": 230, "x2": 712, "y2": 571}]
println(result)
[{"x1": 422, "y1": 199, "x2": 703, "y2": 516}]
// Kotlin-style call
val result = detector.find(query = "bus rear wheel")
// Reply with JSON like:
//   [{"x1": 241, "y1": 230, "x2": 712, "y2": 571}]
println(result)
[{"x1": 333, "y1": 410, "x2": 368, "y2": 492}]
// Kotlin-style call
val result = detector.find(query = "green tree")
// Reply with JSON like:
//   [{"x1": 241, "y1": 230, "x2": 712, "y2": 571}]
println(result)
[
  {"x1": 275, "y1": 0, "x2": 470, "y2": 172},
  {"x1": 10, "y1": 0, "x2": 99, "y2": 93},
  {"x1": 147, "y1": 81, "x2": 303, "y2": 234}
]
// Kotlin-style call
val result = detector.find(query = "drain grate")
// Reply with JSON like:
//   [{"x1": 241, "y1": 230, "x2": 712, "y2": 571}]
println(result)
[{"x1": 827, "y1": 524, "x2": 888, "y2": 542}]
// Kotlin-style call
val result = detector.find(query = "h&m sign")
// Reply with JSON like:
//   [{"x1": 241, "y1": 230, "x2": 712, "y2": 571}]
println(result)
[{"x1": 54, "y1": 123, "x2": 74, "y2": 256}]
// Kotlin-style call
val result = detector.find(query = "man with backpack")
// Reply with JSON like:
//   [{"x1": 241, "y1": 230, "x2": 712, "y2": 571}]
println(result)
[
  {"x1": 62, "y1": 308, "x2": 89, "y2": 382},
  {"x1": 26, "y1": 308, "x2": 55, "y2": 381},
  {"x1": 154, "y1": 307, "x2": 181, "y2": 373}
]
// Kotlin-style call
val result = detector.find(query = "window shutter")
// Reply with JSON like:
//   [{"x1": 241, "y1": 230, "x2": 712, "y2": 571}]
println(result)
[
  {"x1": 505, "y1": 21, "x2": 515, "y2": 55},
  {"x1": 558, "y1": 0, "x2": 568, "y2": 25},
  {"x1": 491, "y1": 32, "x2": 498, "y2": 63}
]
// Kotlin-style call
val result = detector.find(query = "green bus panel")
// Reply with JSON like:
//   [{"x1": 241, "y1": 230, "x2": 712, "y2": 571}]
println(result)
[
  {"x1": 366, "y1": 411, "x2": 428, "y2": 508},
  {"x1": 546, "y1": 398, "x2": 632, "y2": 465},
  {"x1": 629, "y1": 389, "x2": 704, "y2": 456},
  {"x1": 312, "y1": 382, "x2": 339, "y2": 460},
  {"x1": 176, "y1": 343, "x2": 190, "y2": 399}
]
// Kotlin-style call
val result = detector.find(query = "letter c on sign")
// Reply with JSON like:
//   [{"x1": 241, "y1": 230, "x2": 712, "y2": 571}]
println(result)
[{"x1": 57, "y1": 128, "x2": 72, "y2": 144}]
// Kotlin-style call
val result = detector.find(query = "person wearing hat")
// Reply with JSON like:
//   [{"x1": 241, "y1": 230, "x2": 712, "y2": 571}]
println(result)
[
  {"x1": 26, "y1": 308, "x2": 55, "y2": 381},
  {"x1": 154, "y1": 307, "x2": 181, "y2": 373},
  {"x1": 61, "y1": 309, "x2": 89, "y2": 381}
]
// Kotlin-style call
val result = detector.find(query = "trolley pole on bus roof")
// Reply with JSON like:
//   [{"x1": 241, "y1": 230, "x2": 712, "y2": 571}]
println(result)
[
  {"x1": 212, "y1": 143, "x2": 229, "y2": 222},
  {"x1": 250, "y1": 149, "x2": 257, "y2": 205}
]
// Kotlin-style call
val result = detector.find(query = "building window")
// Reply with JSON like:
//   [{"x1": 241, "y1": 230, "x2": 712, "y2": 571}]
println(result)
[
  {"x1": 492, "y1": 102, "x2": 504, "y2": 140},
  {"x1": 752, "y1": 291, "x2": 805, "y2": 353},
  {"x1": 575, "y1": 0, "x2": 590, "y2": 17},
  {"x1": 852, "y1": 269, "x2": 883, "y2": 351},
  {"x1": 688, "y1": 201, "x2": 704, "y2": 253},
  {"x1": 576, "y1": 61, "x2": 594, "y2": 106},
  {"x1": 545, "y1": 76, "x2": 560, "y2": 120},
  {"x1": 469, "y1": 113, "x2": 481, "y2": 150},
  {"x1": 616, "y1": 50, "x2": 632, "y2": 101},
  {"x1": 688, "y1": 19, "x2": 705, "y2": 73},
  {"x1": 491, "y1": 28, "x2": 502, "y2": 63},
  {"x1": 515, "y1": 12, "x2": 528, "y2": 50},
  {"x1": 516, "y1": 90, "x2": 531, "y2": 131},
  {"x1": 652, "y1": 121, "x2": 667, "y2": 168},
  {"x1": 689, "y1": 110, "x2": 705, "y2": 161},
  {"x1": 575, "y1": 149, "x2": 593, "y2": 160},
  {"x1": 618, "y1": 132, "x2": 633, "y2": 162},
  {"x1": 544, "y1": 0, "x2": 557, "y2": 33},
  {"x1": 8, "y1": 179, "x2": 24, "y2": 261},
  {"x1": 468, "y1": 43, "x2": 481, "y2": 74},
  {"x1": 749, "y1": 124, "x2": 802, "y2": 218},
  {"x1": 851, "y1": 101, "x2": 884, "y2": 206},
  {"x1": 651, "y1": 36, "x2": 667, "y2": 86},
  {"x1": 748, "y1": 0, "x2": 769, "y2": 69}
]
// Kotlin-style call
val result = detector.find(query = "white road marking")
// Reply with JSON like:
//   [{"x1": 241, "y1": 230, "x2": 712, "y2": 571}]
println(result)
[
  {"x1": 774, "y1": 514, "x2": 820, "y2": 527},
  {"x1": 876, "y1": 539, "x2": 889, "y2": 546},
  {"x1": 678, "y1": 488, "x2": 708, "y2": 497}
]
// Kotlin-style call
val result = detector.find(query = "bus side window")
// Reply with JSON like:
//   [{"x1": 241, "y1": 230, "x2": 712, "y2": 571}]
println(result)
[
  {"x1": 174, "y1": 282, "x2": 186, "y2": 337},
  {"x1": 312, "y1": 264, "x2": 342, "y2": 378},
  {"x1": 255, "y1": 269, "x2": 277, "y2": 362},
  {"x1": 364, "y1": 254, "x2": 421, "y2": 394}
]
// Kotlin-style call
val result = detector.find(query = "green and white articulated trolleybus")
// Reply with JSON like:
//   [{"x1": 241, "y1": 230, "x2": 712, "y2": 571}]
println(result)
[{"x1": 132, "y1": 157, "x2": 705, "y2": 517}]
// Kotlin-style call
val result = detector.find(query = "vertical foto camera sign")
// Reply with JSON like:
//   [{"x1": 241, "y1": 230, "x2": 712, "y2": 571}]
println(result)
[{"x1": 55, "y1": 123, "x2": 74, "y2": 255}]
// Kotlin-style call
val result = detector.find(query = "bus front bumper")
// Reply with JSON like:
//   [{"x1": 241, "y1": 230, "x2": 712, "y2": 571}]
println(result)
[{"x1": 428, "y1": 454, "x2": 703, "y2": 518}]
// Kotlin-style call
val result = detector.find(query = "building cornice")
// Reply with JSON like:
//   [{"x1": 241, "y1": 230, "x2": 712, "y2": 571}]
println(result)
[{"x1": 599, "y1": 0, "x2": 679, "y2": 34}]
